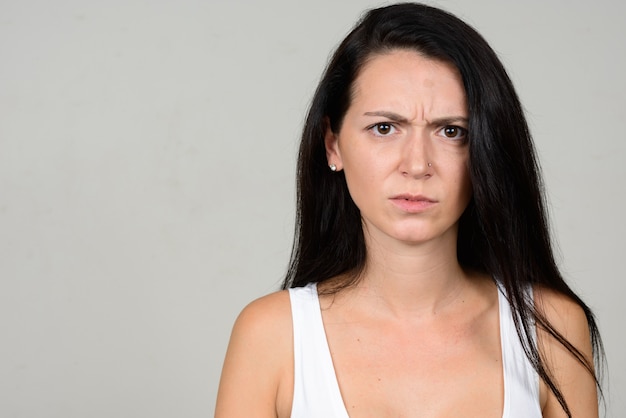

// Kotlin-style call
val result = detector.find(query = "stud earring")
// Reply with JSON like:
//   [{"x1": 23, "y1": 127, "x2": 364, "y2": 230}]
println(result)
[{"x1": 329, "y1": 164, "x2": 337, "y2": 171}]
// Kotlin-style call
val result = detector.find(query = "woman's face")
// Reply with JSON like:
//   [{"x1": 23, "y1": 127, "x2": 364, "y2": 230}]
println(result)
[{"x1": 325, "y1": 49, "x2": 472, "y2": 246}]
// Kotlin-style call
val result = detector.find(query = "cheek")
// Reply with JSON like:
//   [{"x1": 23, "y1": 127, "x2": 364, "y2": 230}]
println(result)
[
  {"x1": 341, "y1": 152, "x2": 386, "y2": 204},
  {"x1": 457, "y1": 161, "x2": 473, "y2": 203},
  {"x1": 343, "y1": 165, "x2": 374, "y2": 200},
  {"x1": 443, "y1": 153, "x2": 472, "y2": 199},
  {"x1": 341, "y1": 146, "x2": 378, "y2": 179}
]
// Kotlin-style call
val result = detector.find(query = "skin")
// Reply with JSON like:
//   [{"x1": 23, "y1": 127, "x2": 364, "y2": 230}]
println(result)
[{"x1": 215, "y1": 50, "x2": 597, "y2": 418}]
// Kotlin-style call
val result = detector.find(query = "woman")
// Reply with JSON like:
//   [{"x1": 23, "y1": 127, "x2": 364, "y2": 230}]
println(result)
[{"x1": 215, "y1": 3, "x2": 603, "y2": 417}]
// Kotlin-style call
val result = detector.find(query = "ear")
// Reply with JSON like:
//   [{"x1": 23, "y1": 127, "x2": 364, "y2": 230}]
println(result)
[{"x1": 324, "y1": 119, "x2": 343, "y2": 171}]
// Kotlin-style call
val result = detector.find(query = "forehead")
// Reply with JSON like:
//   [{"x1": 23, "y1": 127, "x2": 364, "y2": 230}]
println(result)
[{"x1": 350, "y1": 49, "x2": 467, "y2": 114}]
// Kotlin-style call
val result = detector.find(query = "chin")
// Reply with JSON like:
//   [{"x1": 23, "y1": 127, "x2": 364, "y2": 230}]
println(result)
[
  {"x1": 397, "y1": 235, "x2": 436, "y2": 245},
  {"x1": 389, "y1": 229, "x2": 436, "y2": 244},
  {"x1": 390, "y1": 224, "x2": 458, "y2": 245}
]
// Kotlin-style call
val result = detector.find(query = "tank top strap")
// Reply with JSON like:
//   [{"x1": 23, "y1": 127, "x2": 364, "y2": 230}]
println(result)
[
  {"x1": 497, "y1": 284, "x2": 542, "y2": 417},
  {"x1": 289, "y1": 283, "x2": 349, "y2": 417}
]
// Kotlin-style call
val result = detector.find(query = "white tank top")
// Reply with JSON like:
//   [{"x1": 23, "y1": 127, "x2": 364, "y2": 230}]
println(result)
[{"x1": 288, "y1": 283, "x2": 542, "y2": 418}]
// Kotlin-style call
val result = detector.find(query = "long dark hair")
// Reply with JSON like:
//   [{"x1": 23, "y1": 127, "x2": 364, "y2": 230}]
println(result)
[{"x1": 282, "y1": 3, "x2": 604, "y2": 415}]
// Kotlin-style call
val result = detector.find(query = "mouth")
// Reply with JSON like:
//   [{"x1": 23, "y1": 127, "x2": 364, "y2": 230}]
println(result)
[
  {"x1": 391, "y1": 194, "x2": 437, "y2": 203},
  {"x1": 389, "y1": 194, "x2": 437, "y2": 212}
]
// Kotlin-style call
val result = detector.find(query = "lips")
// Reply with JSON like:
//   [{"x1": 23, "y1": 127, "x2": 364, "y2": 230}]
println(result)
[
  {"x1": 391, "y1": 194, "x2": 436, "y2": 202},
  {"x1": 389, "y1": 194, "x2": 437, "y2": 212}
]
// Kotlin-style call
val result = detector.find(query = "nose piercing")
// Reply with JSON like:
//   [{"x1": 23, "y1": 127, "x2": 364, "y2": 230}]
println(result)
[{"x1": 428, "y1": 162, "x2": 432, "y2": 167}]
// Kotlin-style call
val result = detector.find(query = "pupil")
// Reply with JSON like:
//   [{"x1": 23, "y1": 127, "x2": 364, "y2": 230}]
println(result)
[
  {"x1": 445, "y1": 127, "x2": 457, "y2": 137},
  {"x1": 378, "y1": 124, "x2": 390, "y2": 134}
]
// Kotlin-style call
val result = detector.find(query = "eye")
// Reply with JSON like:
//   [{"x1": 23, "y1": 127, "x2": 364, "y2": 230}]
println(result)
[
  {"x1": 369, "y1": 122, "x2": 397, "y2": 137},
  {"x1": 437, "y1": 125, "x2": 468, "y2": 141}
]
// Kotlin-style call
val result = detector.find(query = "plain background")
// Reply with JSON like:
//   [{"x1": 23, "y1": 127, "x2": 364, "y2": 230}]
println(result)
[{"x1": 1, "y1": 0, "x2": 624, "y2": 416}]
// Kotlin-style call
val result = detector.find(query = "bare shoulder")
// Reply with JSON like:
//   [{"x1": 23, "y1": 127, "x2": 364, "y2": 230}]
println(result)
[
  {"x1": 533, "y1": 285, "x2": 598, "y2": 418},
  {"x1": 234, "y1": 290, "x2": 293, "y2": 338},
  {"x1": 534, "y1": 286, "x2": 591, "y2": 342},
  {"x1": 215, "y1": 290, "x2": 293, "y2": 418}
]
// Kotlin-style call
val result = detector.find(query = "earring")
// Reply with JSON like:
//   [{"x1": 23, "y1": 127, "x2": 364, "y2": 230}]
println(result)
[{"x1": 329, "y1": 164, "x2": 337, "y2": 171}]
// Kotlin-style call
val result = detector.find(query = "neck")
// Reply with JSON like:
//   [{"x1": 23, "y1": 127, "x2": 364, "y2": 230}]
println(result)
[{"x1": 355, "y1": 226, "x2": 472, "y2": 318}]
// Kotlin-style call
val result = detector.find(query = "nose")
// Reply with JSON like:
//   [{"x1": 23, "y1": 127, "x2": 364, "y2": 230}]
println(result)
[{"x1": 398, "y1": 129, "x2": 431, "y2": 178}]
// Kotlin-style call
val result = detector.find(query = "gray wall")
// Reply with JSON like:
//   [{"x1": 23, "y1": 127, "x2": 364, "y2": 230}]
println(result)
[{"x1": 1, "y1": 0, "x2": 623, "y2": 416}]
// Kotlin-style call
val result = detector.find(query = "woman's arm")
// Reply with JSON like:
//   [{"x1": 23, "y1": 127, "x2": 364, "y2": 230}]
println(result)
[
  {"x1": 535, "y1": 287, "x2": 599, "y2": 418},
  {"x1": 215, "y1": 291, "x2": 293, "y2": 418}
]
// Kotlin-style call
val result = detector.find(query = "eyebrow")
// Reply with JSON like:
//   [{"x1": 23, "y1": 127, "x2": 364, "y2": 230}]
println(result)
[
  {"x1": 363, "y1": 111, "x2": 468, "y2": 126},
  {"x1": 363, "y1": 111, "x2": 409, "y2": 123}
]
